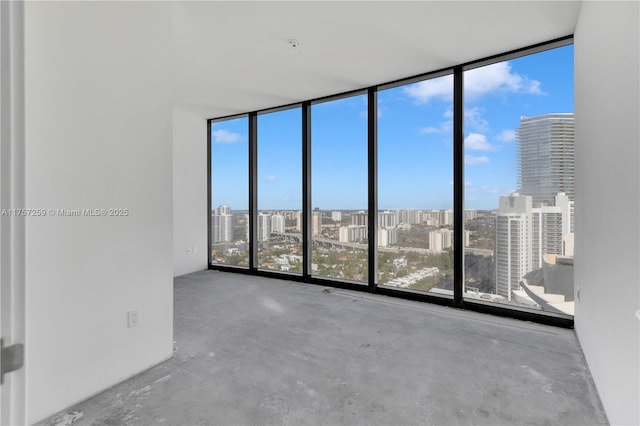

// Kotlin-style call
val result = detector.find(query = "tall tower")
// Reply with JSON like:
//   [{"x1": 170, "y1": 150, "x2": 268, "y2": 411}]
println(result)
[
  {"x1": 295, "y1": 210, "x2": 302, "y2": 233},
  {"x1": 518, "y1": 114, "x2": 575, "y2": 205},
  {"x1": 257, "y1": 213, "x2": 272, "y2": 242},
  {"x1": 495, "y1": 194, "x2": 533, "y2": 300},
  {"x1": 270, "y1": 214, "x2": 285, "y2": 233},
  {"x1": 531, "y1": 192, "x2": 573, "y2": 268},
  {"x1": 212, "y1": 205, "x2": 233, "y2": 243},
  {"x1": 312, "y1": 211, "x2": 323, "y2": 236}
]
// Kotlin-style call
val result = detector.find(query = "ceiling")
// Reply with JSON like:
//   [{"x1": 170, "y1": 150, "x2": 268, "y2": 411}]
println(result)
[{"x1": 172, "y1": 1, "x2": 582, "y2": 118}]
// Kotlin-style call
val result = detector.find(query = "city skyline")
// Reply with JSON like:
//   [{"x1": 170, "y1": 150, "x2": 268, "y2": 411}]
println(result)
[{"x1": 210, "y1": 44, "x2": 573, "y2": 211}]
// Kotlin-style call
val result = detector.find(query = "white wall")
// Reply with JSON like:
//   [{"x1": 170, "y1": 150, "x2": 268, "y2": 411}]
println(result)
[
  {"x1": 24, "y1": 2, "x2": 174, "y2": 423},
  {"x1": 173, "y1": 108, "x2": 208, "y2": 276},
  {"x1": 574, "y1": 2, "x2": 640, "y2": 425}
]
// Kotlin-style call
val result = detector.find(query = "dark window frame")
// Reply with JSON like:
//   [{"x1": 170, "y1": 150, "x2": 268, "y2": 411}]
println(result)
[{"x1": 207, "y1": 35, "x2": 574, "y2": 328}]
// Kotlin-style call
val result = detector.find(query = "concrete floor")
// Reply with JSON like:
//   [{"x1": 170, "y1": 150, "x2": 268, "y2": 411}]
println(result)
[{"x1": 40, "y1": 270, "x2": 607, "y2": 426}]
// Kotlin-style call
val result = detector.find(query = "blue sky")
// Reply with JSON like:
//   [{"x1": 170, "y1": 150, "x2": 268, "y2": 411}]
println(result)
[{"x1": 211, "y1": 44, "x2": 573, "y2": 211}]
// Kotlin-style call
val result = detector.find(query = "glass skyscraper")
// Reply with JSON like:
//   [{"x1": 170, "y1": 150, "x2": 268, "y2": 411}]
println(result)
[{"x1": 518, "y1": 114, "x2": 575, "y2": 205}]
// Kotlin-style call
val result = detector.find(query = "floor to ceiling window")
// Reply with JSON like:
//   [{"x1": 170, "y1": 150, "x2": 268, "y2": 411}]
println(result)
[
  {"x1": 257, "y1": 107, "x2": 303, "y2": 274},
  {"x1": 462, "y1": 44, "x2": 575, "y2": 315},
  {"x1": 210, "y1": 115, "x2": 249, "y2": 267},
  {"x1": 311, "y1": 94, "x2": 369, "y2": 284},
  {"x1": 208, "y1": 38, "x2": 574, "y2": 324},
  {"x1": 376, "y1": 74, "x2": 454, "y2": 296}
]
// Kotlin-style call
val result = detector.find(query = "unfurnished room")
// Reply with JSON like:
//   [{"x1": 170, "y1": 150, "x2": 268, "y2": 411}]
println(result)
[{"x1": 0, "y1": 1, "x2": 638, "y2": 425}]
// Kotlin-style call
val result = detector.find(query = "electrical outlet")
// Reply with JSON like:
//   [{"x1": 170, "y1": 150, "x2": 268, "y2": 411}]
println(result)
[
  {"x1": 186, "y1": 247, "x2": 192, "y2": 255},
  {"x1": 193, "y1": 246, "x2": 198, "y2": 255},
  {"x1": 128, "y1": 310, "x2": 140, "y2": 328}
]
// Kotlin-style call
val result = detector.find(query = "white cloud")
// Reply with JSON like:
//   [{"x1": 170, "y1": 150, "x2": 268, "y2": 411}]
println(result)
[
  {"x1": 465, "y1": 107, "x2": 489, "y2": 132},
  {"x1": 404, "y1": 61, "x2": 543, "y2": 104},
  {"x1": 440, "y1": 108, "x2": 488, "y2": 132},
  {"x1": 212, "y1": 129, "x2": 241, "y2": 144},
  {"x1": 403, "y1": 75, "x2": 453, "y2": 104},
  {"x1": 420, "y1": 121, "x2": 452, "y2": 134},
  {"x1": 465, "y1": 133, "x2": 493, "y2": 151},
  {"x1": 265, "y1": 175, "x2": 276, "y2": 182},
  {"x1": 496, "y1": 129, "x2": 517, "y2": 142},
  {"x1": 465, "y1": 155, "x2": 490, "y2": 165},
  {"x1": 465, "y1": 62, "x2": 544, "y2": 100}
]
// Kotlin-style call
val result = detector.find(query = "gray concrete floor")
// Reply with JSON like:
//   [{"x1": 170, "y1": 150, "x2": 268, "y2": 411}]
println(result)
[{"x1": 41, "y1": 270, "x2": 607, "y2": 426}]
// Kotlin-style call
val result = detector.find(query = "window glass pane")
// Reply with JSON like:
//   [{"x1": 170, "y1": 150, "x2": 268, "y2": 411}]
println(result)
[
  {"x1": 377, "y1": 75, "x2": 454, "y2": 296},
  {"x1": 210, "y1": 116, "x2": 249, "y2": 267},
  {"x1": 311, "y1": 95, "x2": 368, "y2": 284},
  {"x1": 463, "y1": 45, "x2": 574, "y2": 315},
  {"x1": 257, "y1": 108, "x2": 302, "y2": 273}
]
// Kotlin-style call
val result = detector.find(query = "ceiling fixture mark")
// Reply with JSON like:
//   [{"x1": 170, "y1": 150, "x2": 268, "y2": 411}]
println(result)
[{"x1": 288, "y1": 39, "x2": 301, "y2": 54}]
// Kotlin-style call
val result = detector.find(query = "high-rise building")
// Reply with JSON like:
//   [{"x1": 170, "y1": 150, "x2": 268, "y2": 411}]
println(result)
[
  {"x1": 531, "y1": 192, "x2": 573, "y2": 268},
  {"x1": 214, "y1": 205, "x2": 231, "y2": 215},
  {"x1": 351, "y1": 211, "x2": 367, "y2": 226},
  {"x1": 212, "y1": 205, "x2": 233, "y2": 243},
  {"x1": 339, "y1": 225, "x2": 367, "y2": 243},
  {"x1": 377, "y1": 227, "x2": 398, "y2": 247},
  {"x1": 295, "y1": 210, "x2": 302, "y2": 233},
  {"x1": 518, "y1": 114, "x2": 575, "y2": 205},
  {"x1": 440, "y1": 209, "x2": 454, "y2": 226},
  {"x1": 495, "y1": 194, "x2": 533, "y2": 299},
  {"x1": 424, "y1": 210, "x2": 440, "y2": 226},
  {"x1": 331, "y1": 211, "x2": 342, "y2": 222},
  {"x1": 270, "y1": 214, "x2": 285, "y2": 233},
  {"x1": 531, "y1": 208, "x2": 562, "y2": 268},
  {"x1": 257, "y1": 213, "x2": 271, "y2": 242},
  {"x1": 400, "y1": 208, "x2": 422, "y2": 225},
  {"x1": 569, "y1": 202, "x2": 575, "y2": 234},
  {"x1": 282, "y1": 211, "x2": 297, "y2": 220},
  {"x1": 378, "y1": 211, "x2": 399, "y2": 228},
  {"x1": 312, "y1": 211, "x2": 322, "y2": 236},
  {"x1": 244, "y1": 213, "x2": 249, "y2": 242},
  {"x1": 293, "y1": 211, "x2": 327, "y2": 236},
  {"x1": 464, "y1": 209, "x2": 478, "y2": 222},
  {"x1": 495, "y1": 192, "x2": 573, "y2": 300},
  {"x1": 429, "y1": 229, "x2": 453, "y2": 252}
]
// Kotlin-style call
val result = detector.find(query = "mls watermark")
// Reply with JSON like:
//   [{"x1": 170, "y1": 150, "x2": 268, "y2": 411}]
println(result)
[{"x1": 1, "y1": 208, "x2": 130, "y2": 217}]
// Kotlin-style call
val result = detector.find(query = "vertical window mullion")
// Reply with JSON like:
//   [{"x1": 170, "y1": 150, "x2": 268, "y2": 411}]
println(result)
[
  {"x1": 207, "y1": 119, "x2": 212, "y2": 266},
  {"x1": 248, "y1": 112, "x2": 258, "y2": 270},
  {"x1": 453, "y1": 66, "x2": 464, "y2": 307},
  {"x1": 367, "y1": 88, "x2": 378, "y2": 292},
  {"x1": 302, "y1": 102, "x2": 312, "y2": 279}
]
